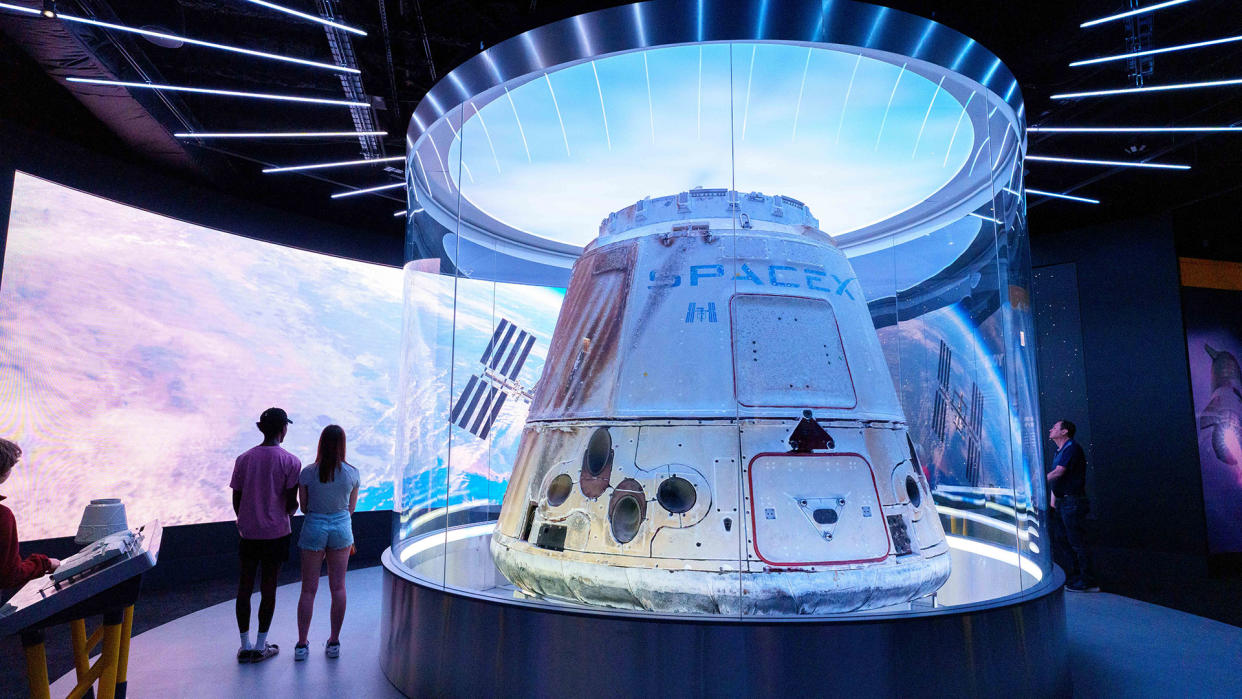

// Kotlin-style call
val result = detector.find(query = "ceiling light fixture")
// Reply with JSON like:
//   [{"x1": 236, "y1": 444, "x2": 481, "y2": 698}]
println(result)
[
  {"x1": 244, "y1": 0, "x2": 366, "y2": 37},
  {"x1": 330, "y1": 182, "x2": 405, "y2": 199},
  {"x1": 1025, "y1": 188, "x2": 1100, "y2": 204},
  {"x1": 40, "y1": 0, "x2": 54, "y2": 18},
  {"x1": 56, "y1": 14, "x2": 358, "y2": 74},
  {"x1": 174, "y1": 131, "x2": 387, "y2": 139},
  {"x1": 1030, "y1": 126, "x2": 1242, "y2": 133},
  {"x1": 0, "y1": 2, "x2": 36, "y2": 15},
  {"x1": 1080, "y1": 0, "x2": 1193, "y2": 29},
  {"x1": 1070, "y1": 34, "x2": 1242, "y2": 67},
  {"x1": 1053, "y1": 78, "x2": 1242, "y2": 99},
  {"x1": 66, "y1": 77, "x2": 368, "y2": 107},
  {"x1": 263, "y1": 156, "x2": 404, "y2": 173},
  {"x1": 1027, "y1": 155, "x2": 1191, "y2": 170}
]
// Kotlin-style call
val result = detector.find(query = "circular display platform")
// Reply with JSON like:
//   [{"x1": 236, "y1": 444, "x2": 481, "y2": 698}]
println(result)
[{"x1": 379, "y1": 532, "x2": 1069, "y2": 696}]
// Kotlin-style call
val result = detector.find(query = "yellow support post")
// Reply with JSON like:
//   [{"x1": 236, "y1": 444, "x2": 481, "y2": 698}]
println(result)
[
  {"x1": 117, "y1": 605, "x2": 134, "y2": 698},
  {"x1": 70, "y1": 618, "x2": 91, "y2": 685},
  {"x1": 95, "y1": 611, "x2": 124, "y2": 699},
  {"x1": 20, "y1": 631, "x2": 51, "y2": 699}
]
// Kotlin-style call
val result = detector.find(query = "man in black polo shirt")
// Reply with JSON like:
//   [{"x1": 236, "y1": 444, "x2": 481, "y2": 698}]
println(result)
[{"x1": 1047, "y1": 419, "x2": 1099, "y2": 592}]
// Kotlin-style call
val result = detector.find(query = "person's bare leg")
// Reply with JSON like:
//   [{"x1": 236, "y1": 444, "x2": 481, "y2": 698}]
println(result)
[
  {"x1": 297, "y1": 550, "x2": 325, "y2": 646},
  {"x1": 325, "y1": 547, "x2": 351, "y2": 644}
]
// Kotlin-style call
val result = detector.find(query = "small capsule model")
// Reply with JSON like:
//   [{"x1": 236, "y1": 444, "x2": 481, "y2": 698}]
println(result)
[{"x1": 491, "y1": 189, "x2": 951, "y2": 614}]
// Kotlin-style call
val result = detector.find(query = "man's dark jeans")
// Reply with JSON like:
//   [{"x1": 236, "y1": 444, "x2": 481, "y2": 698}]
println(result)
[{"x1": 1051, "y1": 495, "x2": 1095, "y2": 586}]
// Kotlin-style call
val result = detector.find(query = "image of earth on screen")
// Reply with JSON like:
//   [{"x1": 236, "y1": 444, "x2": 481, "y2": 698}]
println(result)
[{"x1": 0, "y1": 171, "x2": 407, "y2": 540}]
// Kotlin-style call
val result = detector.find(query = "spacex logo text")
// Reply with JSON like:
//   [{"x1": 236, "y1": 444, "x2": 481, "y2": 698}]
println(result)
[{"x1": 648, "y1": 264, "x2": 857, "y2": 299}]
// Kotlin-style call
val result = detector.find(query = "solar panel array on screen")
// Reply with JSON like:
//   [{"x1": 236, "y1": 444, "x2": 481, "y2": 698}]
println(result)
[
  {"x1": 933, "y1": 339, "x2": 985, "y2": 486},
  {"x1": 450, "y1": 318, "x2": 537, "y2": 440}
]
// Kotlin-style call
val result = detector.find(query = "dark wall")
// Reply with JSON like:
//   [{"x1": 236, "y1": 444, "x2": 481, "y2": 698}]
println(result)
[
  {"x1": 15, "y1": 511, "x2": 392, "y2": 594},
  {"x1": 1028, "y1": 214, "x2": 1242, "y2": 621},
  {"x1": 1032, "y1": 215, "x2": 1203, "y2": 554}
]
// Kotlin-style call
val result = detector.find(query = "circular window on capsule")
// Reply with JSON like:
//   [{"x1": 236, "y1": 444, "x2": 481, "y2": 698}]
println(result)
[
  {"x1": 608, "y1": 478, "x2": 646, "y2": 544},
  {"x1": 906, "y1": 474, "x2": 922, "y2": 509},
  {"x1": 583, "y1": 427, "x2": 612, "y2": 477},
  {"x1": 657, "y1": 476, "x2": 697, "y2": 514},
  {"x1": 546, "y1": 474, "x2": 573, "y2": 507}
]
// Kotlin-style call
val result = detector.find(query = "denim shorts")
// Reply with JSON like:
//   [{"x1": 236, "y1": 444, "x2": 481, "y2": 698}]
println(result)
[{"x1": 299, "y1": 511, "x2": 353, "y2": 551}]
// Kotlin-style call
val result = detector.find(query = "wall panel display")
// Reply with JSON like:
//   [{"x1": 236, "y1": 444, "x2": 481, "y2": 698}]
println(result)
[
  {"x1": 0, "y1": 171, "x2": 403, "y2": 539},
  {"x1": 1180, "y1": 257, "x2": 1242, "y2": 554}
]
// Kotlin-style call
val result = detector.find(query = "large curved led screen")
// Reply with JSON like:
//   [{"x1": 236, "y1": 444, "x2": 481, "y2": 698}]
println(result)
[{"x1": 0, "y1": 172, "x2": 402, "y2": 540}]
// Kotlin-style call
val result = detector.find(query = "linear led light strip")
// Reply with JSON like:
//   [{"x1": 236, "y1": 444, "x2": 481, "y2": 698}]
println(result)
[
  {"x1": 394, "y1": 208, "x2": 424, "y2": 217},
  {"x1": 330, "y1": 182, "x2": 404, "y2": 199},
  {"x1": 1080, "y1": 0, "x2": 1193, "y2": 28},
  {"x1": 175, "y1": 131, "x2": 387, "y2": 139},
  {"x1": 1030, "y1": 126, "x2": 1242, "y2": 133},
  {"x1": 66, "y1": 77, "x2": 368, "y2": 107},
  {"x1": 244, "y1": 0, "x2": 366, "y2": 36},
  {"x1": 1053, "y1": 78, "x2": 1242, "y2": 100},
  {"x1": 1027, "y1": 154, "x2": 1191, "y2": 170},
  {"x1": 0, "y1": 2, "x2": 39, "y2": 15},
  {"x1": 1002, "y1": 186, "x2": 1099, "y2": 204},
  {"x1": 54, "y1": 14, "x2": 356, "y2": 74},
  {"x1": 264, "y1": 155, "x2": 403, "y2": 173},
  {"x1": 1071, "y1": 34, "x2": 1242, "y2": 67},
  {"x1": 1026, "y1": 188, "x2": 1100, "y2": 204}
]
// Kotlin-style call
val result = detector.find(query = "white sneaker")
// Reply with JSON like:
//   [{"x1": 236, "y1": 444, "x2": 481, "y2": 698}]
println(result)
[
  {"x1": 325, "y1": 641, "x2": 340, "y2": 659},
  {"x1": 294, "y1": 643, "x2": 309, "y2": 661}
]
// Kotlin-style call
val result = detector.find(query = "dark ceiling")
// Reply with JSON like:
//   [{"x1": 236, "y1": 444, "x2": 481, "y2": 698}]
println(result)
[{"x1": 1, "y1": 0, "x2": 1240, "y2": 246}]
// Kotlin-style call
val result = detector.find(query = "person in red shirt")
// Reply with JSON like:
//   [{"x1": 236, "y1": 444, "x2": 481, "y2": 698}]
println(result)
[{"x1": 0, "y1": 438, "x2": 59, "y2": 589}]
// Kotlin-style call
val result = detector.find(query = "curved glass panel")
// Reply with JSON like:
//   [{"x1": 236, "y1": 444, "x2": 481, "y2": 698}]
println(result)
[{"x1": 395, "y1": 0, "x2": 1046, "y2": 620}]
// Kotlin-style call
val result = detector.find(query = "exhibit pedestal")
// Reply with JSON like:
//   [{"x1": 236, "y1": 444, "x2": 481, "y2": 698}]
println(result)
[{"x1": 379, "y1": 545, "x2": 1069, "y2": 697}]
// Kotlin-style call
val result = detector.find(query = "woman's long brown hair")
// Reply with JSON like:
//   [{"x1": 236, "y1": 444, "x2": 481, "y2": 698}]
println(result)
[{"x1": 316, "y1": 425, "x2": 346, "y2": 483}]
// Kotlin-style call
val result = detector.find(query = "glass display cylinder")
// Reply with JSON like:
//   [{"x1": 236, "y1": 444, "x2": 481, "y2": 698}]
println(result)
[{"x1": 393, "y1": 0, "x2": 1045, "y2": 619}]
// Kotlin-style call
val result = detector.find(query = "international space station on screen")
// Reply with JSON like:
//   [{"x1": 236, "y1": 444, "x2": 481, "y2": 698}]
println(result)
[
  {"x1": 451, "y1": 318, "x2": 537, "y2": 440},
  {"x1": 482, "y1": 188, "x2": 952, "y2": 614}
]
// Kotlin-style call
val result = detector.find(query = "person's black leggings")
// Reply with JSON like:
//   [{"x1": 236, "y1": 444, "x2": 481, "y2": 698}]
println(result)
[{"x1": 236, "y1": 558, "x2": 282, "y2": 633}]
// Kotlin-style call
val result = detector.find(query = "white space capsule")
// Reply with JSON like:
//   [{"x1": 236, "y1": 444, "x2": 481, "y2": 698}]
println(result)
[{"x1": 491, "y1": 189, "x2": 951, "y2": 614}]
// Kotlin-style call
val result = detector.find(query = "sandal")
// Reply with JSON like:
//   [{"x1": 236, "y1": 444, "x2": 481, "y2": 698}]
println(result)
[
  {"x1": 325, "y1": 641, "x2": 340, "y2": 659},
  {"x1": 294, "y1": 643, "x2": 309, "y2": 661}
]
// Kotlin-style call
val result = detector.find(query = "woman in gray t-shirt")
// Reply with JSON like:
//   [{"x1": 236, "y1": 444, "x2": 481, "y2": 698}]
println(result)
[{"x1": 294, "y1": 425, "x2": 359, "y2": 660}]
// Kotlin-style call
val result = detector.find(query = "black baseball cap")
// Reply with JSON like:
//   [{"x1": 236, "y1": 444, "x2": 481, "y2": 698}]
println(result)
[{"x1": 258, "y1": 407, "x2": 293, "y2": 428}]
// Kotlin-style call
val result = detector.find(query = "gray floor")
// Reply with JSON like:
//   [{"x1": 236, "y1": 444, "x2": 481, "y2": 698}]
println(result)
[
  {"x1": 50, "y1": 567, "x2": 402, "y2": 699},
  {"x1": 1064, "y1": 591, "x2": 1242, "y2": 697},
  {"x1": 43, "y1": 571, "x2": 1242, "y2": 697}
]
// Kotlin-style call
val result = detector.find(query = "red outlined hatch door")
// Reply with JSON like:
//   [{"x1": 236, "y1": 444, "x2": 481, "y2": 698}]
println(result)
[{"x1": 748, "y1": 452, "x2": 890, "y2": 566}]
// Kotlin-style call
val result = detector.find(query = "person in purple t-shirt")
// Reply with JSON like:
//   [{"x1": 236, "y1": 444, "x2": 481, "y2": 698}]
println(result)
[{"x1": 230, "y1": 407, "x2": 300, "y2": 664}]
